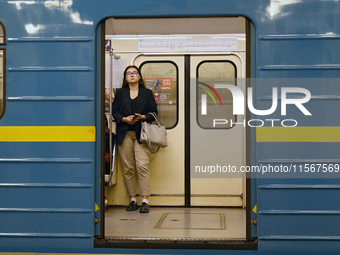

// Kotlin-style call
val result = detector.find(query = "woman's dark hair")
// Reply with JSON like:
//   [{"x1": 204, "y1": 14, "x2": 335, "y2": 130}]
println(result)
[{"x1": 122, "y1": 65, "x2": 146, "y2": 88}]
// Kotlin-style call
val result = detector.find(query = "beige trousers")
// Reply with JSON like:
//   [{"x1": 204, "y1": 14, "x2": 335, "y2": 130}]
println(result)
[{"x1": 118, "y1": 131, "x2": 151, "y2": 197}]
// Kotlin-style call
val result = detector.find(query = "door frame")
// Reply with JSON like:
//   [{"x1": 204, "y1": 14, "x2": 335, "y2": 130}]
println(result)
[{"x1": 98, "y1": 21, "x2": 257, "y2": 244}]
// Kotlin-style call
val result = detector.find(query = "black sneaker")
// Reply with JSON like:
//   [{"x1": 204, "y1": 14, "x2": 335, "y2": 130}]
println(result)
[
  {"x1": 126, "y1": 201, "x2": 138, "y2": 211},
  {"x1": 139, "y1": 202, "x2": 149, "y2": 213}
]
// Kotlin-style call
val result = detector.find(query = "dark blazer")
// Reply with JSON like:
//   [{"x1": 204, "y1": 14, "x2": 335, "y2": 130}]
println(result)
[{"x1": 112, "y1": 86, "x2": 158, "y2": 145}]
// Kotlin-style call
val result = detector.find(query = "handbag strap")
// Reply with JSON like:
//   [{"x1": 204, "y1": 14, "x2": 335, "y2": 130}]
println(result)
[
  {"x1": 147, "y1": 143, "x2": 160, "y2": 154},
  {"x1": 149, "y1": 112, "x2": 161, "y2": 126}
]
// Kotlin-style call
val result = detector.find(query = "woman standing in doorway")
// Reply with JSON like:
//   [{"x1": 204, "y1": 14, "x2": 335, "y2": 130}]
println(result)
[{"x1": 112, "y1": 65, "x2": 158, "y2": 213}]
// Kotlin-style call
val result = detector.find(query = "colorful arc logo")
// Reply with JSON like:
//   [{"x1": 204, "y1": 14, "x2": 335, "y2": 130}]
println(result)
[{"x1": 198, "y1": 82, "x2": 222, "y2": 115}]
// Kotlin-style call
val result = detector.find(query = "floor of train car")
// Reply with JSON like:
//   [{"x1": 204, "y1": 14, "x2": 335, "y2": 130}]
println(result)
[{"x1": 101, "y1": 206, "x2": 249, "y2": 249}]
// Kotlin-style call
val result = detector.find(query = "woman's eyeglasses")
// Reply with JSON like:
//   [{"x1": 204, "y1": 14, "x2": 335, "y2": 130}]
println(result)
[{"x1": 126, "y1": 71, "x2": 138, "y2": 76}]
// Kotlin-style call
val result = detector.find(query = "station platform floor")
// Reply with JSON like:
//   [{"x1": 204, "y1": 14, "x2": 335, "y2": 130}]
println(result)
[{"x1": 105, "y1": 206, "x2": 246, "y2": 241}]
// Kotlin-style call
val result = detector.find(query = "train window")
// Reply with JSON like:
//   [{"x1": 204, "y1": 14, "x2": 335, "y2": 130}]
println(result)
[
  {"x1": 0, "y1": 49, "x2": 4, "y2": 117},
  {"x1": 140, "y1": 61, "x2": 178, "y2": 129},
  {"x1": 197, "y1": 60, "x2": 237, "y2": 129}
]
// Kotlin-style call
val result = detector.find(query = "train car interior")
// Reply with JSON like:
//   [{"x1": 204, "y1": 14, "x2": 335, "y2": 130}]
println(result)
[{"x1": 101, "y1": 17, "x2": 252, "y2": 245}]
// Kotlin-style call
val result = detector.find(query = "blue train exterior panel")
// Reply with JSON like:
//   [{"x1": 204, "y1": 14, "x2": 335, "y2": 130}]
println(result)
[
  {"x1": 0, "y1": 2, "x2": 97, "y2": 246},
  {"x1": 0, "y1": 142, "x2": 95, "y2": 248},
  {"x1": 0, "y1": 0, "x2": 340, "y2": 253}
]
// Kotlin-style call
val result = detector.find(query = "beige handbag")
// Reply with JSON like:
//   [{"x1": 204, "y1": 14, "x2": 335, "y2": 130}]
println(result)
[{"x1": 140, "y1": 112, "x2": 167, "y2": 154}]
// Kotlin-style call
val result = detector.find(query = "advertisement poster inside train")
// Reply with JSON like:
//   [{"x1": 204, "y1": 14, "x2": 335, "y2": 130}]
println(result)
[{"x1": 145, "y1": 78, "x2": 173, "y2": 104}]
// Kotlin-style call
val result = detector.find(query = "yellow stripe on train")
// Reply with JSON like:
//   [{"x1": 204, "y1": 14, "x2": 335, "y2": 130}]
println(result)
[
  {"x1": 257, "y1": 126, "x2": 340, "y2": 142},
  {"x1": 0, "y1": 126, "x2": 96, "y2": 142}
]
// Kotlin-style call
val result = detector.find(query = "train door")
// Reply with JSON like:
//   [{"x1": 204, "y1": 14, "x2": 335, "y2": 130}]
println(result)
[
  {"x1": 133, "y1": 54, "x2": 245, "y2": 207},
  {"x1": 134, "y1": 57, "x2": 185, "y2": 206},
  {"x1": 190, "y1": 55, "x2": 246, "y2": 207}
]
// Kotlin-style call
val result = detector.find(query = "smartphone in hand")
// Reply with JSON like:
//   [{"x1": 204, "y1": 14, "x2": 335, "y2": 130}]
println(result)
[{"x1": 132, "y1": 114, "x2": 138, "y2": 120}]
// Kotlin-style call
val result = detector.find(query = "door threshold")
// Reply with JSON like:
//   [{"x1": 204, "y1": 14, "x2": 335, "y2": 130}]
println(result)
[{"x1": 95, "y1": 237, "x2": 257, "y2": 250}]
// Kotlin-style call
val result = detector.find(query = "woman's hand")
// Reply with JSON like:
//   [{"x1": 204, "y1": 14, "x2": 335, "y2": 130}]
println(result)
[
  {"x1": 122, "y1": 115, "x2": 138, "y2": 125},
  {"x1": 122, "y1": 114, "x2": 147, "y2": 125},
  {"x1": 134, "y1": 113, "x2": 147, "y2": 121}
]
